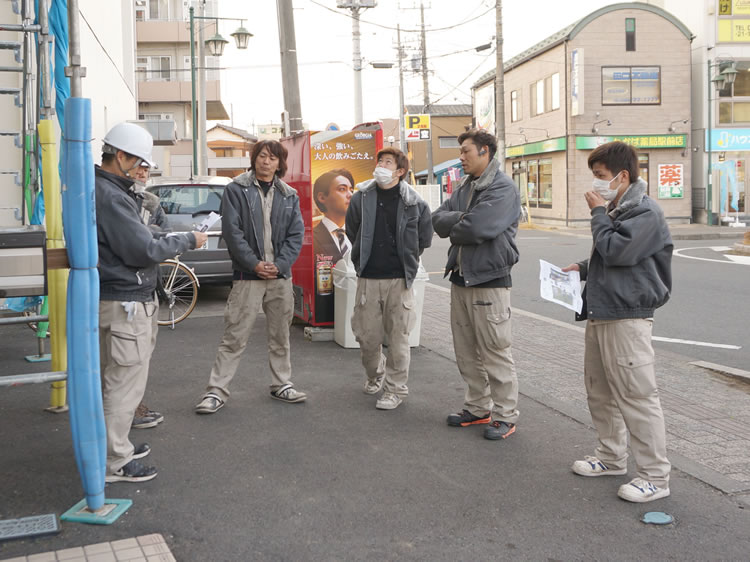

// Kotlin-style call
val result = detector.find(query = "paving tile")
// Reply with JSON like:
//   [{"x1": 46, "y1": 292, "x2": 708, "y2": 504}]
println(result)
[
  {"x1": 141, "y1": 544, "x2": 170, "y2": 557},
  {"x1": 146, "y1": 554, "x2": 176, "y2": 562},
  {"x1": 135, "y1": 535, "x2": 165, "y2": 548},
  {"x1": 83, "y1": 543, "x2": 113, "y2": 556},
  {"x1": 56, "y1": 547, "x2": 85, "y2": 560},
  {"x1": 114, "y1": 547, "x2": 144, "y2": 561},
  {"x1": 27, "y1": 553, "x2": 56, "y2": 562},
  {"x1": 1, "y1": 557, "x2": 28, "y2": 562},
  {"x1": 110, "y1": 539, "x2": 139, "y2": 552},
  {"x1": 85, "y1": 554, "x2": 117, "y2": 562}
]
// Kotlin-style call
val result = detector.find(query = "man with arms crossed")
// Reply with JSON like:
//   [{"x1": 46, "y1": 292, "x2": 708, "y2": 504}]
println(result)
[{"x1": 432, "y1": 128, "x2": 521, "y2": 441}]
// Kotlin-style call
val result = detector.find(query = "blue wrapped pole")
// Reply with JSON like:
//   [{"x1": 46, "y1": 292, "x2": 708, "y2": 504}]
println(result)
[{"x1": 61, "y1": 97, "x2": 106, "y2": 511}]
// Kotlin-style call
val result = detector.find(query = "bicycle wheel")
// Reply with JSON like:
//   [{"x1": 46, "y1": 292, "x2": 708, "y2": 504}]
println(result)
[{"x1": 157, "y1": 261, "x2": 199, "y2": 326}]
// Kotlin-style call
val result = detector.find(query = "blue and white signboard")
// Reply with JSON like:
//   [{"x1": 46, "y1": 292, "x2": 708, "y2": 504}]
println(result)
[{"x1": 707, "y1": 128, "x2": 750, "y2": 151}]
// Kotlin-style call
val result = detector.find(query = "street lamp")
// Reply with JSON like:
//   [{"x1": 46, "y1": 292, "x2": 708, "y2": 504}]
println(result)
[
  {"x1": 707, "y1": 59, "x2": 737, "y2": 226},
  {"x1": 189, "y1": 8, "x2": 253, "y2": 175}
]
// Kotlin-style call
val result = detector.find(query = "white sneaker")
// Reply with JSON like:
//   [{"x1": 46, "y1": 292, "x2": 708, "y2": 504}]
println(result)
[
  {"x1": 618, "y1": 478, "x2": 670, "y2": 503},
  {"x1": 376, "y1": 392, "x2": 402, "y2": 410},
  {"x1": 572, "y1": 455, "x2": 628, "y2": 477},
  {"x1": 363, "y1": 374, "x2": 385, "y2": 395}
]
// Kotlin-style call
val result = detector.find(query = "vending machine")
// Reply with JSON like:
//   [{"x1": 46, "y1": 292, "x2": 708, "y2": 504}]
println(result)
[{"x1": 282, "y1": 122, "x2": 383, "y2": 326}]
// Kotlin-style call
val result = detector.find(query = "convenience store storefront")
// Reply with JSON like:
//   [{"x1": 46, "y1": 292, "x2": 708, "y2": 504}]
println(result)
[{"x1": 506, "y1": 137, "x2": 567, "y2": 220}]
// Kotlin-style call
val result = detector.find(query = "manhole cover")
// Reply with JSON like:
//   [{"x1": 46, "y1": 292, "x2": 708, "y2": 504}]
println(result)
[{"x1": 0, "y1": 514, "x2": 60, "y2": 541}]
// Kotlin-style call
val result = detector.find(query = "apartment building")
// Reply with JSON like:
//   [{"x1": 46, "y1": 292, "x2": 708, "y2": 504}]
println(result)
[
  {"x1": 135, "y1": 0, "x2": 229, "y2": 175},
  {"x1": 472, "y1": 2, "x2": 693, "y2": 226}
]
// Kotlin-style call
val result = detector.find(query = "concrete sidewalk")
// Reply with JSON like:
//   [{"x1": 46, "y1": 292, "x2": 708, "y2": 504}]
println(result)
[
  {"x1": 526, "y1": 222, "x2": 748, "y2": 240},
  {"x1": 1, "y1": 285, "x2": 750, "y2": 560}
]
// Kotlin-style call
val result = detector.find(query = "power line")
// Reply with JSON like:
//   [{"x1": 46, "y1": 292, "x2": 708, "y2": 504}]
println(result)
[
  {"x1": 430, "y1": 47, "x2": 496, "y2": 106},
  {"x1": 308, "y1": 0, "x2": 495, "y2": 34}
]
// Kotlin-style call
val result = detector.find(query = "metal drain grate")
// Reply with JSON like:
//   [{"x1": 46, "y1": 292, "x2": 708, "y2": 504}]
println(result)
[{"x1": 0, "y1": 514, "x2": 60, "y2": 541}]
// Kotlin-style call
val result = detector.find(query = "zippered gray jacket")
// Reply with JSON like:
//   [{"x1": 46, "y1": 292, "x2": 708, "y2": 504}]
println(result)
[
  {"x1": 346, "y1": 178, "x2": 433, "y2": 288},
  {"x1": 221, "y1": 170, "x2": 304, "y2": 279},
  {"x1": 431, "y1": 158, "x2": 520, "y2": 286},
  {"x1": 95, "y1": 166, "x2": 196, "y2": 302},
  {"x1": 575, "y1": 178, "x2": 672, "y2": 321}
]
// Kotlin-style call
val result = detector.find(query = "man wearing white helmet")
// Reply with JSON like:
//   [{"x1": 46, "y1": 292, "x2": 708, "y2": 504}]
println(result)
[{"x1": 96, "y1": 122, "x2": 208, "y2": 483}]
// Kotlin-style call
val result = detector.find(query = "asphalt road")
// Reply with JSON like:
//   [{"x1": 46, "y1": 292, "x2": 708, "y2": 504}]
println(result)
[
  {"x1": 2, "y1": 318, "x2": 750, "y2": 561},
  {"x1": 421, "y1": 229, "x2": 749, "y2": 372}
]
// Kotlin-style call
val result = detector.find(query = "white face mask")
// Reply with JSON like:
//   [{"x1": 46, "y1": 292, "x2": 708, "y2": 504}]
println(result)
[
  {"x1": 373, "y1": 166, "x2": 396, "y2": 187},
  {"x1": 592, "y1": 172, "x2": 621, "y2": 202}
]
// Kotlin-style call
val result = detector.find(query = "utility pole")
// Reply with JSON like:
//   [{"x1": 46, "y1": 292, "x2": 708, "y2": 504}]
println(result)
[
  {"x1": 338, "y1": 2, "x2": 375, "y2": 127},
  {"x1": 495, "y1": 0, "x2": 505, "y2": 171},
  {"x1": 397, "y1": 24, "x2": 406, "y2": 152},
  {"x1": 277, "y1": 0, "x2": 303, "y2": 134},
  {"x1": 420, "y1": 2, "x2": 434, "y2": 184},
  {"x1": 197, "y1": 0, "x2": 208, "y2": 175}
]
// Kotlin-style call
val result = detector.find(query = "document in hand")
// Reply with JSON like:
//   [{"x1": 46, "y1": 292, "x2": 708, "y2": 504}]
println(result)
[
  {"x1": 197, "y1": 212, "x2": 222, "y2": 233},
  {"x1": 539, "y1": 259, "x2": 583, "y2": 314}
]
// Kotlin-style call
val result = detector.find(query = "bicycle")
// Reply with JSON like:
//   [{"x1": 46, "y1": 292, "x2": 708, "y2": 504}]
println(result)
[{"x1": 157, "y1": 255, "x2": 200, "y2": 329}]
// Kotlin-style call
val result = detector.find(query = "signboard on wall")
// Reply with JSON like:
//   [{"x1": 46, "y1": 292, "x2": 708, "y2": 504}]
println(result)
[
  {"x1": 706, "y1": 127, "x2": 750, "y2": 151},
  {"x1": 404, "y1": 114, "x2": 431, "y2": 141},
  {"x1": 474, "y1": 81, "x2": 495, "y2": 134},
  {"x1": 506, "y1": 137, "x2": 567, "y2": 158},
  {"x1": 657, "y1": 164, "x2": 684, "y2": 199},
  {"x1": 575, "y1": 134, "x2": 686, "y2": 149},
  {"x1": 571, "y1": 48, "x2": 584, "y2": 116},
  {"x1": 718, "y1": 0, "x2": 750, "y2": 42}
]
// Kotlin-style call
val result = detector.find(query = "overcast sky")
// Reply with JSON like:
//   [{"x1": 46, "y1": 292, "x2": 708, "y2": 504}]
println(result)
[{"x1": 214, "y1": 0, "x2": 619, "y2": 133}]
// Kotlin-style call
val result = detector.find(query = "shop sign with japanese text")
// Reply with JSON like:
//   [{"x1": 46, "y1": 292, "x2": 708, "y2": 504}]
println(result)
[
  {"x1": 575, "y1": 134, "x2": 686, "y2": 150},
  {"x1": 657, "y1": 164, "x2": 684, "y2": 199}
]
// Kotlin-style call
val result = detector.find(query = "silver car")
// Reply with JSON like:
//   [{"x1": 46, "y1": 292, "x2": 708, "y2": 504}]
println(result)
[{"x1": 146, "y1": 176, "x2": 233, "y2": 284}]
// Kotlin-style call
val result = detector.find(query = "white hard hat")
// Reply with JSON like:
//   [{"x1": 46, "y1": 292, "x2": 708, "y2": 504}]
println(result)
[{"x1": 103, "y1": 122, "x2": 156, "y2": 168}]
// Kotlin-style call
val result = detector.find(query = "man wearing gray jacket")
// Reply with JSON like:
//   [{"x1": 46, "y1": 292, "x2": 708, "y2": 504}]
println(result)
[
  {"x1": 196, "y1": 140, "x2": 305, "y2": 414},
  {"x1": 563, "y1": 141, "x2": 672, "y2": 503},
  {"x1": 346, "y1": 147, "x2": 433, "y2": 410},
  {"x1": 432, "y1": 128, "x2": 521, "y2": 440},
  {"x1": 96, "y1": 122, "x2": 206, "y2": 483}
]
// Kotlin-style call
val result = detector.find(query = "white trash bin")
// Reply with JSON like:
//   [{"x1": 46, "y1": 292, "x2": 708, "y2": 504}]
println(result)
[
  {"x1": 333, "y1": 255, "x2": 359, "y2": 348},
  {"x1": 409, "y1": 261, "x2": 429, "y2": 348}
]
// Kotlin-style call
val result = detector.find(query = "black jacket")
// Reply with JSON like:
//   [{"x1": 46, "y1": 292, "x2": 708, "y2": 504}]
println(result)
[
  {"x1": 576, "y1": 178, "x2": 672, "y2": 321},
  {"x1": 313, "y1": 220, "x2": 347, "y2": 264},
  {"x1": 346, "y1": 179, "x2": 433, "y2": 289},
  {"x1": 95, "y1": 166, "x2": 195, "y2": 302},
  {"x1": 221, "y1": 170, "x2": 304, "y2": 279},
  {"x1": 432, "y1": 158, "x2": 520, "y2": 286}
]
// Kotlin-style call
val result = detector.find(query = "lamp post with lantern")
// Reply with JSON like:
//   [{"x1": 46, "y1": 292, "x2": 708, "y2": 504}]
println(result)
[
  {"x1": 189, "y1": 6, "x2": 252, "y2": 176},
  {"x1": 706, "y1": 59, "x2": 737, "y2": 226}
]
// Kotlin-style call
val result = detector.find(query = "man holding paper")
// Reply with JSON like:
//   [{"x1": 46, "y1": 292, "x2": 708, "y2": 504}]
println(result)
[{"x1": 562, "y1": 141, "x2": 673, "y2": 503}]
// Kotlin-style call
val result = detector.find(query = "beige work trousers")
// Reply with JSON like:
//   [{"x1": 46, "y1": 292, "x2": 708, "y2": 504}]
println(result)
[
  {"x1": 584, "y1": 318, "x2": 670, "y2": 487},
  {"x1": 351, "y1": 278, "x2": 416, "y2": 397},
  {"x1": 99, "y1": 298, "x2": 158, "y2": 473},
  {"x1": 450, "y1": 285, "x2": 519, "y2": 423},
  {"x1": 206, "y1": 278, "x2": 295, "y2": 401}
]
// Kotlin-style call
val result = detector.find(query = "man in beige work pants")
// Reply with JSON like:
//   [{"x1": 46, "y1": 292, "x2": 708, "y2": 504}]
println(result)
[
  {"x1": 432, "y1": 128, "x2": 522, "y2": 440},
  {"x1": 195, "y1": 140, "x2": 305, "y2": 414}
]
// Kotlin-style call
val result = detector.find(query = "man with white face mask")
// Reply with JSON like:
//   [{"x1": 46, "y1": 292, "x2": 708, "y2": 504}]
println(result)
[
  {"x1": 346, "y1": 148, "x2": 433, "y2": 409},
  {"x1": 562, "y1": 141, "x2": 673, "y2": 503}
]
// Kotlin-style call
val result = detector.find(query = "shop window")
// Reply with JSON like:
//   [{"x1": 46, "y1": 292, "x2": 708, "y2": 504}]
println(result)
[
  {"x1": 524, "y1": 159, "x2": 553, "y2": 209},
  {"x1": 638, "y1": 154, "x2": 649, "y2": 195},
  {"x1": 716, "y1": 62, "x2": 750, "y2": 124},
  {"x1": 511, "y1": 90, "x2": 521, "y2": 122},
  {"x1": 719, "y1": 102, "x2": 733, "y2": 124},
  {"x1": 733, "y1": 102, "x2": 750, "y2": 122},
  {"x1": 626, "y1": 18, "x2": 636, "y2": 52},
  {"x1": 602, "y1": 66, "x2": 660, "y2": 105}
]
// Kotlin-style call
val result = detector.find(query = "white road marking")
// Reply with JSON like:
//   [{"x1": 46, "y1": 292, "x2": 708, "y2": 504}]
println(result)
[
  {"x1": 710, "y1": 246, "x2": 732, "y2": 252},
  {"x1": 673, "y1": 246, "x2": 750, "y2": 265},
  {"x1": 726, "y1": 254, "x2": 750, "y2": 264},
  {"x1": 652, "y1": 337, "x2": 741, "y2": 350},
  {"x1": 425, "y1": 283, "x2": 742, "y2": 350}
]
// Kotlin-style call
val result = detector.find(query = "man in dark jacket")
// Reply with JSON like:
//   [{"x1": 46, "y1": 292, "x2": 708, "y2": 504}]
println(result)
[
  {"x1": 346, "y1": 148, "x2": 432, "y2": 410},
  {"x1": 196, "y1": 140, "x2": 305, "y2": 414},
  {"x1": 96, "y1": 122, "x2": 206, "y2": 483},
  {"x1": 432, "y1": 128, "x2": 521, "y2": 440},
  {"x1": 563, "y1": 141, "x2": 673, "y2": 503},
  {"x1": 313, "y1": 168, "x2": 354, "y2": 263}
]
